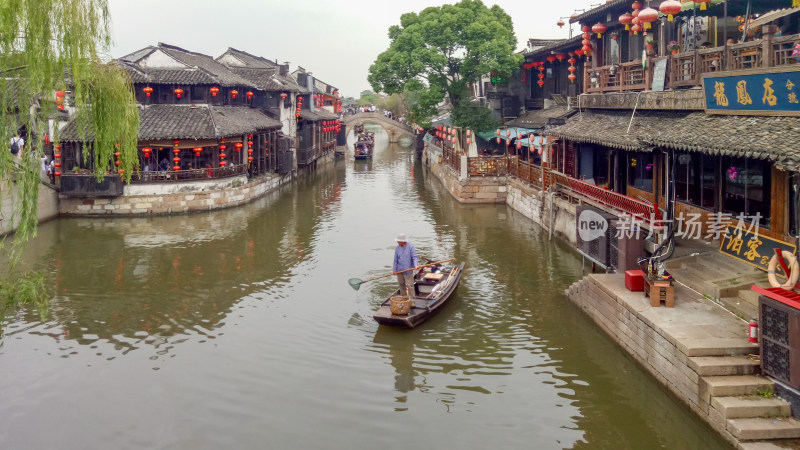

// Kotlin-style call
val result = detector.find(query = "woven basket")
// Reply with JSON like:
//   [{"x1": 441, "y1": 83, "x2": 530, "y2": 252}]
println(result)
[{"x1": 389, "y1": 295, "x2": 411, "y2": 315}]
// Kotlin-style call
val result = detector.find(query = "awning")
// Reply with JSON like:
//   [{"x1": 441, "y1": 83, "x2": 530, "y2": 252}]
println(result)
[{"x1": 750, "y1": 7, "x2": 800, "y2": 28}]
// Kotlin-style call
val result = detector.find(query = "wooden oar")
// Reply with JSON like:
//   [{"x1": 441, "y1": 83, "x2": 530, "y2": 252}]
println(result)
[{"x1": 347, "y1": 258, "x2": 455, "y2": 291}]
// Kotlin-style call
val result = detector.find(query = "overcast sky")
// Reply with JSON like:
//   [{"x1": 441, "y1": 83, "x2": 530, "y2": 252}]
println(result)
[{"x1": 107, "y1": 0, "x2": 593, "y2": 97}]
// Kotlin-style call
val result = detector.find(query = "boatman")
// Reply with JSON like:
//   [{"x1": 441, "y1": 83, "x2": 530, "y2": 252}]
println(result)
[{"x1": 393, "y1": 233, "x2": 419, "y2": 299}]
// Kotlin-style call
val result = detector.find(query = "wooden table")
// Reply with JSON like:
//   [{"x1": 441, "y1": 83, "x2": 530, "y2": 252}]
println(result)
[{"x1": 644, "y1": 277, "x2": 675, "y2": 308}]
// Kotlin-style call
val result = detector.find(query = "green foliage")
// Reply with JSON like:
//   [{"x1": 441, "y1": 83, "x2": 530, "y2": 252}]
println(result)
[
  {"x1": 0, "y1": 0, "x2": 139, "y2": 314},
  {"x1": 368, "y1": 0, "x2": 521, "y2": 127},
  {"x1": 0, "y1": 272, "x2": 49, "y2": 324},
  {"x1": 358, "y1": 92, "x2": 380, "y2": 106},
  {"x1": 452, "y1": 103, "x2": 501, "y2": 133},
  {"x1": 756, "y1": 386, "x2": 773, "y2": 398}
]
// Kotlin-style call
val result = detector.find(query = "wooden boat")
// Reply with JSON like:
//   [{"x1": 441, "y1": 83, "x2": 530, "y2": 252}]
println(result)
[
  {"x1": 373, "y1": 261, "x2": 466, "y2": 328},
  {"x1": 354, "y1": 132, "x2": 374, "y2": 160}
]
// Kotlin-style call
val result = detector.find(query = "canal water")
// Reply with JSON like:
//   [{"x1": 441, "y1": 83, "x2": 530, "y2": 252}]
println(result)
[{"x1": 0, "y1": 124, "x2": 729, "y2": 449}]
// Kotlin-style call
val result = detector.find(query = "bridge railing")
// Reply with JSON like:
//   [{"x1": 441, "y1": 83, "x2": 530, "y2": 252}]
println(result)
[{"x1": 344, "y1": 112, "x2": 413, "y2": 133}]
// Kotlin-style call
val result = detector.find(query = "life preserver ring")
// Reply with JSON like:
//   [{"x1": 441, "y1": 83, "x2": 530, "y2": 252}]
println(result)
[{"x1": 768, "y1": 252, "x2": 800, "y2": 289}]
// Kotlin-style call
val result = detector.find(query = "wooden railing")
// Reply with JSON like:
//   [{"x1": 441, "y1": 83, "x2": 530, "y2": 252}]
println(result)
[
  {"x1": 584, "y1": 32, "x2": 800, "y2": 93},
  {"x1": 129, "y1": 163, "x2": 248, "y2": 183},
  {"x1": 508, "y1": 157, "x2": 543, "y2": 189},
  {"x1": 442, "y1": 145, "x2": 461, "y2": 173}
]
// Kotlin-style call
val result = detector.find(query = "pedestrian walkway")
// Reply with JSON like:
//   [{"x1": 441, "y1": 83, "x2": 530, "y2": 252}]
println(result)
[{"x1": 566, "y1": 272, "x2": 800, "y2": 448}]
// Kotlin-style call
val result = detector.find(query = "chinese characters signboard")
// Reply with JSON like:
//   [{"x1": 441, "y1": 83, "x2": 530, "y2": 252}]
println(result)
[
  {"x1": 703, "y1": 67, "x2": 800, "y2": 116},
  {"x1": 719, "y1": 225, "x2": 797, "y2": 275}
]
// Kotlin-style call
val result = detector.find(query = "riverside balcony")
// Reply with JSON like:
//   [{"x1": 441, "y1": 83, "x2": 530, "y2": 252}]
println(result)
[{"x1": 583, "y1": 32, "x2": 800, "y2": 94}]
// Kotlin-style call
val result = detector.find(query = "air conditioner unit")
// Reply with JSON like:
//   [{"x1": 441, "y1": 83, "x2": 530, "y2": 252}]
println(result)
[
  {"x1": 760, "y1": 295, "x2": 800, "y2": 389},
  {"x1": 576, "y1": 205, "x2": 618, "y2": 269}
]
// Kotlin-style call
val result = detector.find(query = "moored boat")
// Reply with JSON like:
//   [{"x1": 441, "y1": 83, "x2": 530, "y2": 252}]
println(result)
[{"x1": 373, "y1": 261, "x2": 465, "y2": 328}]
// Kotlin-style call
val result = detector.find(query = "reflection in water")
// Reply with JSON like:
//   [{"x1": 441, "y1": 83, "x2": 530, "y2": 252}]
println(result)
[{"x1": 0, "y1": 126, "x2": 728, "y2": 450}]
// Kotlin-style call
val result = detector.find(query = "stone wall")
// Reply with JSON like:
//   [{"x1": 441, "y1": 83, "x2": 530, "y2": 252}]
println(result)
[
  {"x1": 505, "y1": 178, "x2": 577, "y2": 245},
  {"x1": 0, "y1": 179, "x2": 59, "y2": 236},
  {"x1": 59, "y1": 172, "x2": 292, "y2": 216}
]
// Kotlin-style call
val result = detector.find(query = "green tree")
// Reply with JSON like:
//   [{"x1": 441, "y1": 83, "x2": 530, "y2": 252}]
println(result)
[
  {"x1": 368, "y1": 0, "x2": 520, "y2": 131},
  {"x1": 0, "y1": 0, "x2": 140, "y2": 318},
  {"x1": 358, "y1": 92, "x2": 380, "y2": 106}
]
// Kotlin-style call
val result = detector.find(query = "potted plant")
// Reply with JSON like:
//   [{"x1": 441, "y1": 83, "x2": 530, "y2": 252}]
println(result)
[
  {"x1": 72, "y1": 166, "x2": 80, "y2": 173},
  {"x1": 610, "y1": 32, "x2": 618, "y2": 41},
  {"x1": 646, "y1": 39, "x2": 657, "y2": 51},
  {"x1": 668, "y1": 41, "x2": 680, "y2": 54}
]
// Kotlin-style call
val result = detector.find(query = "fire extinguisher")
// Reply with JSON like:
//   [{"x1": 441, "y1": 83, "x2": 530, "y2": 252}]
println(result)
[{"x1": 749, "y1": 319, "x2": 759, "y2": 343}]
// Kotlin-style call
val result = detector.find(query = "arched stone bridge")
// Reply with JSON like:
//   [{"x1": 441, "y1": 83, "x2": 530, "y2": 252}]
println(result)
[{"x1": 344, "y1": 112, "x2": 414, "y2": 143}]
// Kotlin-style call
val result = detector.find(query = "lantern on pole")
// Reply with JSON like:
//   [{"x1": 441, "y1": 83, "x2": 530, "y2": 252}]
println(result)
[
  {"x1": 210, "y1": 87, "x2": 220, "y2": 97},
  {"x1": 143, "y1": 87, "x2": 154, "y2": 97},
  {"x1": 174, "y1": 88, "x2": 184, "y2": 99},
  {"x1": 231, "y1": 90, "x2": 239, "y2": 99}
]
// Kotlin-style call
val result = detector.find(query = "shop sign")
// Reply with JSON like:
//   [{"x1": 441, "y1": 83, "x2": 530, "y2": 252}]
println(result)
[
  {"x1": 719, "y1": 225, "x2": 797, "y2": 275},
  {"x1": 703, "y1": 66, "x2": 800, "y2": 116}
]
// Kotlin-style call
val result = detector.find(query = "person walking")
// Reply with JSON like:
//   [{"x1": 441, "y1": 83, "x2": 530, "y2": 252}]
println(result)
[
  {"x1": 9, "y1": 132, "x2": 24, "y2": 160},
  {"x1": 392, "y1": 233, "x2": 419, "y2": 299}
]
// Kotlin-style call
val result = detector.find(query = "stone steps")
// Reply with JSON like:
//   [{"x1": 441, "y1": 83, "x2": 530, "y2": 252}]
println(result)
[
  {"x1": 712, "y1": 396, "x2": 791, "y2": 419},
  {"x1": 678, "y1": 338, "x2": 758, "y2": 357},
  {"x1": 728, "y1": 417, "x2": 800, "y2": 441},
  {"x1": 704, "y1": 375, "x2": 774, "y2": 397},
  {"x1": 689, "y1": 355, "x2": 760, "y2": 376}
]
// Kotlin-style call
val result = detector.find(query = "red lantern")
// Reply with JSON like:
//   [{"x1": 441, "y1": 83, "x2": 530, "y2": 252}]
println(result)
[
  {"x1": 538, "y1": 73, "x2": 545, "y2": 80},
  {"x1": 557, "y1": 19, "x2": 565, "y2": 28},
  {"x1": 568, "y1": 57, "x2": 577, "y2": 65},
  {"x1": 582, "y1": 25, "x2": 590, "y2": 33},
  {"x1": 246, "y1": 91, "x2": 254, "y2": 100},
  {"x1": 142, "y1": 147, "x2": 152, "y2": 156},
  {"x1": 231, "y1": 90, "x2": 239, "y2": 99},
  {"x1": 568, "y1": 66, "x2": 577, "y2": 73},
  {"x1": 219, "y1": 144, "x2": 227, "y2": 151},
  {"x1": 220, "y1": 161, "x2": 227, "y2": 167},
  {"x1": 546, "y1": 55, "x2": 556, "y2": 63},
  {"x1": 537, "y1": 65, "x2": 545, "y2": 72},
  {"x1": 173, "y1": 156, "x2": 181, "y2": 163},
  {"x1": 582, "y1": 38, "x2": 591, "y2": 46},
  {"x1": 247, "y1": 141, "x2": 253, "y2": 147},
  {"x1": 631, "y1": 23, "x2": 641, "y2": 35},
  {"x1": 54, "y1": 144, "x2": 60, "y2": 150},
  {"x1": 234, "y1": 143, "x2": 243, "y2": 152},
  {"x1": 173, "y1": 148, "x2": 180, "y2": 155},
  {"x1": 592, "y1": 23, "x2": 607, "y2": 38},
  {"x1": 619, "y1": 13, "x2": 633, "y2": 30},
  {"x1": 247, "y1": 156, "x2": 254, "y2": 162},
  {"x1": 537, "y1": 80, "x2": 544, "y2": 87},
  {"x1": 54, "y1": 162, "x2": 61, "y2": 168},
  {"x1": 174, "y1": 88, "x2": 184, "y2": 98},
  {"x1": 568, "y1": 73, "x2": 577, "y2": 83},
  {"x1": 210, "y1": 87, "x2": 220, "y2": 97},
  {"x1": 54, "y1": 153, "x2": 61, "y2": 159},
  {"x1": 115, "y1": 160, "x2": 120, "y2": 166},
  {"x1": 632, "y1": 1, "x2": 642, "y2": 10},
  {"x1": 55, "y1": 171, "x2": 61, "y2": 177},
  {"x1": 194, "y1": 147, "x2": 202, "y2": 156},
  {"x1": 55, "y1": 90, "x2": 65, "y2": 99},
  {"x1": 219, "y1": 152, "x2": 226, "y2": 159},
  {"x1": 575, "y1": 49, "x2": 585, "y2": 57},
  {"x1": 173, "y1": 166, "x2": 180, "y2": 171},
  {"x1": 556, "y1": 54, "x2": 566, "y2": 61},
  {"x1": 247, "y1": 148, "x2": 253, "y2": 155},
  {"x1": 143, "y1": 87, "x2": 153, "y2": 97},
  {"x1": 114, "y1": 151, "x2": 121, "y2": 158},
  {"x1": 659, "y1": 1, "x2": 682, "y2": 22},
  {"x1": 280, "y1": 93, "x2": 287, "y2": 100},
  {"x1": 638, "y1": 7, "x2": 658, "y2": 31},
  {"x1": 582, "y1": 32, "x2": 591, "y2": 40}
]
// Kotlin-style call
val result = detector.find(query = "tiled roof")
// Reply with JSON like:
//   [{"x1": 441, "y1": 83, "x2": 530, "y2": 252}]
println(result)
[
  {"x1": 506, "y1": 106, "x2": 572, "y2": 129},
  {"x1": 570, "y1": 0, "x2": 628, "y2": 24},
  {"x1": 221, "y1": 48, "x2": 280, "y2": 69},
  {"x1": 228, "y1": 68, "x2": 283, "y2": 91},
  {"x1": 544, "y1": 109, "x2": 800, "y2": 171},
  {"x1": 60, "y1": 105, "x2": 280, "y2": 142},
  {"x1": 524, "y1": 35, "x2": 583, "y2": 57},
  {"x1": 118, "y1": 44, "x2": 255, "y2": 88}
]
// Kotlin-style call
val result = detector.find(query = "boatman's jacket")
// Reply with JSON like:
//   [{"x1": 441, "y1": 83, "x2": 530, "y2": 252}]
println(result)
[{"x1": 393, "y1": 243, "x2": 419, "y2": 273}]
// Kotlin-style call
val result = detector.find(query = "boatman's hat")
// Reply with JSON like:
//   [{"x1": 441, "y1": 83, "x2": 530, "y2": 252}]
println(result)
[{"x1": 396, "y1": 233, "x2": 407, "y2": 243}]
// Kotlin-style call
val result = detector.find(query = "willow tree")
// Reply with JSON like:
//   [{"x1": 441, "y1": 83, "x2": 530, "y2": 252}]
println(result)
[
  {"x1": 367, "y1": 0, "x2": 521, "y2": 131},
  {"x1": 0, "y1": 0, "x2": 139, "y2": 314}
]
